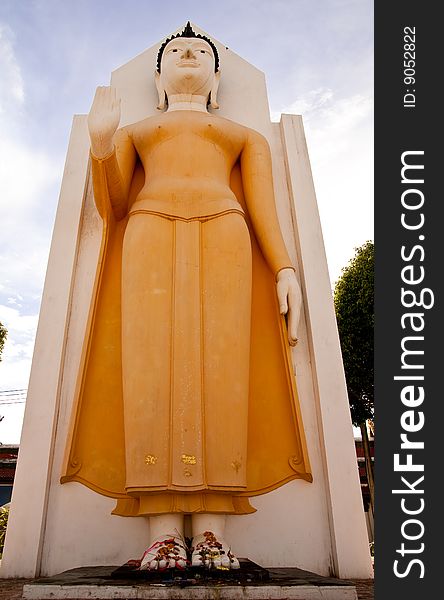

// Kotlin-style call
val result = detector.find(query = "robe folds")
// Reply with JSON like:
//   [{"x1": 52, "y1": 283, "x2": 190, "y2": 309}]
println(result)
[{"x1": 61, "y1": 129, "x2": 312, "y2": 517}]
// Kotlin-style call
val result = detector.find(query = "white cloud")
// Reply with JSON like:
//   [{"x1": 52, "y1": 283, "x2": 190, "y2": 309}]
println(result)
[
  {"x1": 0, "y1": 138, "x2": 59, "y2": 212},
  {"x1": 289, "y1": 91, "x2": 372, "y2": 164},
  {"x1": 0, "y1": 23, "x2": 58, "y2": 224},
  {"x1": 273, "y1": 88, "x2": 372, "y2": 162},
  {"x1": 0, "y1": 25, "x2": 58, "y2": 393},
  {"x1": 0, "y1": 305, "x2": 37, "y2": 390},
  {"x1": 0, "y1": 403, "x2": 25, "y2": 444},
  {"x1": 273, "y1": 88, "x2": 373, "y2": 284},
  {"x1": 0, "y1": 305, "x2": 38, "y2": 335},
  {"x1": 0, "y1": 24, "x2": 24, "y2": 121},
  {"x1": 0, "y1": 22, "x2": 59, "y2": 217}
]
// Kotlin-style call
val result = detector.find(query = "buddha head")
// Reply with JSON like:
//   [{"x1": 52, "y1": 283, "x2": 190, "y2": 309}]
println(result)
[{"x1": 155, "y1": 22, "x2": 221, "y2": 110}]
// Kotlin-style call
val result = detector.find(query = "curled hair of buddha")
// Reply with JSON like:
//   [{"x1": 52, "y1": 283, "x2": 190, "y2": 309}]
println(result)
[{"x1": 156, "y1": 21, "x2": 220, "y2": 73}]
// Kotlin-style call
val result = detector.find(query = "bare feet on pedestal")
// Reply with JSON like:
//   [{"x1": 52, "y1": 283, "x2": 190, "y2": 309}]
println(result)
[
  {"x1": 191, "y1": 530, "x2": 240, "y2": 570},
  {"x1": 139, "y1": 515, "x2": 239, "y2": 570}
]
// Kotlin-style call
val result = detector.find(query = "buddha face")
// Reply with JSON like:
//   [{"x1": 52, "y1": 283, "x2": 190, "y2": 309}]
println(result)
[{"x1": 159, "y1": 38, "x2": 217, "y2": 98}]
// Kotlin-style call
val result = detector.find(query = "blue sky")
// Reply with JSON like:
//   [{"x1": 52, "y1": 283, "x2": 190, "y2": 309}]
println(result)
[{"x1": 0, "y1": 0, "x2": 373, "y2": 442}]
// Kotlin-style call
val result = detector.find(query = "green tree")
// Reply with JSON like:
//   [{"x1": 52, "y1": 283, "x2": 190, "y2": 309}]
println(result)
[
  {"x1": 334, "y1": 241, "x2": 374, "y2": 513},
  {"x1": 0, "y1": 322, "x2": 7, "y2": 362},
  {"x1": 0, "y1": 506, "x2": 9, "y2": 557}
]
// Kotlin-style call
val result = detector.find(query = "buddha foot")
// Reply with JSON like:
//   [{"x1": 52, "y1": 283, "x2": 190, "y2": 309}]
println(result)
[
  {"x1": 191, "y1": 530, "x2": 240, "y2": 570},
  {"x1": 139, "y1": 534, "x2": 188, "y2": 570}
]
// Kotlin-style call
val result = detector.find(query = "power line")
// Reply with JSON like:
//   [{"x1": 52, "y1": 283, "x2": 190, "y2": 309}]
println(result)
[
  {"x1": 0, "y1": 397, "x2": 26, "y2": 403},
  {"x1": 0, "y1": 400, "x2": 26, "y2": 406},
  {"x1": 0, "y1": 388, "x2": 27, "y2": 396},
  {"x1": 0, "y1": 389, "x2": 27, "y2": 405}
]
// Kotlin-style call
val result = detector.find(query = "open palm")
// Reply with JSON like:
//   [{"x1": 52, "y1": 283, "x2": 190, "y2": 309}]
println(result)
[{"x1": 88, "y1": 86, "x2": 121, "y2": 158}]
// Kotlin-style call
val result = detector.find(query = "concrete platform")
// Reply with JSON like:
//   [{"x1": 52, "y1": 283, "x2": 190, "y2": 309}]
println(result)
[{"x1": 22, "y1": 565, "x2": 358, "y2": 599}]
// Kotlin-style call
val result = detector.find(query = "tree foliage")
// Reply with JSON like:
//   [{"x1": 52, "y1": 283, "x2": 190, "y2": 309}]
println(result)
[
  {"x1": 0, "y1": 321, "x2": 7, "y2": 362},
  {"x1": 0, "y1": 506, "x2": 9, "y2": 557},
  {"x1": 334, "y1": 241, "x2": 374, "y2": 426}
]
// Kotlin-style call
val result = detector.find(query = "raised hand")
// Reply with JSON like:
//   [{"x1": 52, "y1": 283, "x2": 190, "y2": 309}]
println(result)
[
  {"x1": 276, "y1": 268, "x2": 302, "y2": 346},
  {"x1": 87, "y1": 86, "x2": 121, "y2": 158}
]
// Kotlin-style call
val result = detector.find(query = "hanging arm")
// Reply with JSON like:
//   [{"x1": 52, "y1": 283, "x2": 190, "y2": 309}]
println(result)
[{"x1": 240, "y1": 129, "x2": 302, "y2": 345}]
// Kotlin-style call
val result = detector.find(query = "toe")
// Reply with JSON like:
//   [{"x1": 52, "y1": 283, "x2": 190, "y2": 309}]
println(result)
[
  {"x1": 149, "y1": 559, "x2": 158, "y2": 570},
  {"x1": 140, "y1": 552, "x2": 152, "y2": 570},
  {"x1": 192, "y1": 555, "x2": 203, "y2": 567},
  {"x1": 221, "y1": 555, "x2": 230, "y2": 568}
]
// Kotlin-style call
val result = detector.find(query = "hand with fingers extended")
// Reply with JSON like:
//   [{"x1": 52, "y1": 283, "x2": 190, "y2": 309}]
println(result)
[
  {"x1": 87, "y1": 86, "x2": 121, "y2": 158},
  {"x1": 276, "y1": 267, "x2": 302, "y2": 346}
]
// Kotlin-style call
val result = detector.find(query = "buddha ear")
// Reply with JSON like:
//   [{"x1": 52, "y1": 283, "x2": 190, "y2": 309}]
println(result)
[
  {"x1": 209, "y1": 70, "x2": 221, "y2": 109},
  {"x1": 155, "y1": 71, "x2": 167, "y2": 110}
]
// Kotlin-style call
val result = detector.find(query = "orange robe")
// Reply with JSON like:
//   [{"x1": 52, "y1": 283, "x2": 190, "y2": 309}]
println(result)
[{"x1": 61, "y1": 112, "x2": 312, "y2": 516}]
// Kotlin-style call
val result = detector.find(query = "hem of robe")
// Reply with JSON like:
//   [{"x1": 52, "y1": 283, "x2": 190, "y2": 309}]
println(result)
[
  {"x1": 60, "y1": 469, "x2": 313, "y2": 507},
  {"x1": 112, "y1": 493, "x2": 256, "y2": 516}
]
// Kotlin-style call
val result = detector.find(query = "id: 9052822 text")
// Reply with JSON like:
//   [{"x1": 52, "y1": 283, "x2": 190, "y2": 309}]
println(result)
[{"x1": 403, "y1": 26, "x2": 416, "y2": 108}]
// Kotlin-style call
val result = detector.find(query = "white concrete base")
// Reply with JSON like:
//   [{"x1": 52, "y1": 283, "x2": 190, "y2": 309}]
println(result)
[{"x1": 22, "y1": 583, "x2": 358, "y2": 600}]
